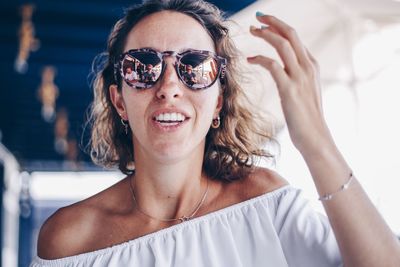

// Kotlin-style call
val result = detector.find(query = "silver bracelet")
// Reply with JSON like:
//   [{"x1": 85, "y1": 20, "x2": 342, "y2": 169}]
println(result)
[{"x1": 319, "y1": 172, "x2": 354, "y2": 201}]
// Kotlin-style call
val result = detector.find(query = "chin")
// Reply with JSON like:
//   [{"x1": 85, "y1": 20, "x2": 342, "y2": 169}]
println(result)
[{"x1": 148, "y1": 140, "x2": 204, "y2": 164}]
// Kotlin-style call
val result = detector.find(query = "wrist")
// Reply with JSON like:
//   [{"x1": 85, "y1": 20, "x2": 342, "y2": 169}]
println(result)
[{"x1": 295, "y1": 130, "x2": 338, "y2": 160}]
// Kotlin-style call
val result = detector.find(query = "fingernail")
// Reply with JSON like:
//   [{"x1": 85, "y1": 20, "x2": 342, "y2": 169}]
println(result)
[
  {"x1": 261, "y1": 25, "x2": 269, "y2": 29},
  {"x1": 250, "y1": 25, "x2": 258, "y2": 31},
  {"x1": 256, "y1": 11, "x2": 265, "y2": 17}
]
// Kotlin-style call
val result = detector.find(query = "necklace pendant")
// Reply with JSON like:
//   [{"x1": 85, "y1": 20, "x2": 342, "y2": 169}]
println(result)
[{"x1": 179, "y1": 216, "x2": 190, "y2": 222}]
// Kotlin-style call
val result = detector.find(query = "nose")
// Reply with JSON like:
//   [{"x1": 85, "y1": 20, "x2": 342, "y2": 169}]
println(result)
[{"x1": 155, "y1": 58, "x2": 184, "y2": 101}]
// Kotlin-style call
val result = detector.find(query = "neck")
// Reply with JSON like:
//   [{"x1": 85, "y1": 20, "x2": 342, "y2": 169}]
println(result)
[{"x1": 131, "y1": 140, "x2": 208, "y2": 221}]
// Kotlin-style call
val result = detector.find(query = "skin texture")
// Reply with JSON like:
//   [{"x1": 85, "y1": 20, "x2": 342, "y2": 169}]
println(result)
[
  {"x1": 248, "y1": 14, "x2": 400, "y2": 267},
  {"x1": 37, "y1": 11, "x2": 287, "y2": 259}
]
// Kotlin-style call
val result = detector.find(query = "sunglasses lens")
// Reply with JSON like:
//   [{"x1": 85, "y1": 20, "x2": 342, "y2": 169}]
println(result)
[
  {"x1": 121, "y1": 51, "x2": 162, "y2": 88},
  {"x1": 178, "y1": 52, "x2": 219, "y2": 89}
]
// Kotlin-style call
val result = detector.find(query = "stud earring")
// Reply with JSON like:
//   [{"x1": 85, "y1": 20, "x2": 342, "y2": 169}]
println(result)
[{"x1": 211, "y1": 116, "x2": 220, "y2": 129}]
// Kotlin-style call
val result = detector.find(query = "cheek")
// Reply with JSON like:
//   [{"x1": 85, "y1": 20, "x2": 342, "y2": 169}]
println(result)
[
  {"x1": 194, "y1": 89, "x2": 220, "y2": 121},
  {"x1": 127, "y1": 104, "x2": 145, "y2": 123},
  {"x1": 123, "y1": 90, "x2": 151, "y2": 128}
]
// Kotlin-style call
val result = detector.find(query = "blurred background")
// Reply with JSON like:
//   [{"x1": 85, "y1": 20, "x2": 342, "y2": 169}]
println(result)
[{"x1": 0, "y1": 0, "x2": 399, "y2": 266}]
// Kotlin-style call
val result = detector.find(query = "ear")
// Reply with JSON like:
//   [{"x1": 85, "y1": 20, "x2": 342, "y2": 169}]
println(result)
[{"x1": 109, "y1": 84, "x2": 127, "y2": 119}]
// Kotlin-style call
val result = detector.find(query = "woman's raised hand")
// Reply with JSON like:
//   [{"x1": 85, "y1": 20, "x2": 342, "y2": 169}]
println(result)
[
  {"x1": 247, "y1": 13, "x2": 334, "y2": 156},
  {"x1": 248, "y1": 14, "x2": 400, "y2": 267}
]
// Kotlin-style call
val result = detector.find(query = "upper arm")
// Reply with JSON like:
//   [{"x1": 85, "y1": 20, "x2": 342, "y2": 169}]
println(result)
[{"x1": 37, "y1": 205, "x2": 93, "y2": 259}]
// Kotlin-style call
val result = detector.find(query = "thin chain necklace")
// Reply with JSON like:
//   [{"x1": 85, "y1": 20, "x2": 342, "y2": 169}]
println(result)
[{"x1": 128, "y1": 175, "x2": 209, "y2": 223}]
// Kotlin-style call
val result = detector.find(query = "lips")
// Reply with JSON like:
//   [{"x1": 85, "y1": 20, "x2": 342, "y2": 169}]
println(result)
[
  {"x1": 151, "y1": 109, "x2": 190, "y2": 130},
  {"x1": 154, "y1": 112, "x2": 185, "y2": 123}
]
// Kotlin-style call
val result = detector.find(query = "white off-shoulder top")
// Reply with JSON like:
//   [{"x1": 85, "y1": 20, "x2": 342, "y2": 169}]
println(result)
[{"x1": 30, "y1": 185, "x2": 342, "y2": 267}]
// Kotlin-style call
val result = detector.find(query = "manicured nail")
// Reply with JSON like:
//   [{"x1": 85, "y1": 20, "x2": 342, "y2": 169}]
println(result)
[
  {"x1": 256, "y1": 11, "x2": 265, "y2": 17},
  {"x1": 250, "y1": 25, "x2": 258, "y2": 31},
  {"x1": 261, "y1": 25, "x2": 269, "y2": 29}
]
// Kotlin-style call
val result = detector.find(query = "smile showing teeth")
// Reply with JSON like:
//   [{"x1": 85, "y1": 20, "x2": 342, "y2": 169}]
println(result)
[{"x1": 154, "y1": 112, "x2": 186, "y2": 124}]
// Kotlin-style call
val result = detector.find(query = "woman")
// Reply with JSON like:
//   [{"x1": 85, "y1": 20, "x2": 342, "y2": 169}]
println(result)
[{"x1": 31, "y1": 0, "x2": 400, "y2": 266}]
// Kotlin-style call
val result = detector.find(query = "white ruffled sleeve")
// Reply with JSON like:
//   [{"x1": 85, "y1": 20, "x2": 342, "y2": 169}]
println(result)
[{"x1": 273, "y1": 188, "x2": 343, "y2": 267}]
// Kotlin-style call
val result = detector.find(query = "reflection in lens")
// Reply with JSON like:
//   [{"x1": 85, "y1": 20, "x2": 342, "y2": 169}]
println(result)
[
  {"x1": 179, "y1": 53, "x2": 218, "y2": 89},
  {"x1": 121, "y1": 51, "x2": 162, "y2": 88}
]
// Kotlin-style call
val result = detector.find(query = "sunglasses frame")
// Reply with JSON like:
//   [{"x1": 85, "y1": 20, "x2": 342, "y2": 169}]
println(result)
[{"x1": 114, "y1": 48, "x2": 227, "y2": 90}]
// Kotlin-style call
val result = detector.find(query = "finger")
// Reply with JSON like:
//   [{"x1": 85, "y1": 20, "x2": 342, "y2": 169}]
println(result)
[
  {"x1": 247, "y1": 55, "x2": 290, "y2": 94},
  {"x1": 250, "y1": 25, "x2": 300, "y2": 76},
  {"x1": 256, "y1": 14, "x2": 309, "y2": 67},
  {"x1": 305, "y1": 48, "x2": 322, "y2": 103},
  {"x1": 305, "y1": 47, "x2": 319, "y2": 70}
]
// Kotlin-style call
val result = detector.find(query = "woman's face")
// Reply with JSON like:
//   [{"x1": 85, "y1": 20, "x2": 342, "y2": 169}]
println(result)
[{"x1": 111, "y1": 11, "x2": 222, "y2": 164}]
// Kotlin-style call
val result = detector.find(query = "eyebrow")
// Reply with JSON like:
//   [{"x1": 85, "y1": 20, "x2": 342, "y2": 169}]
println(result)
[{"x1": 127, "y1": 47, "x2": 203, "y2": 53}]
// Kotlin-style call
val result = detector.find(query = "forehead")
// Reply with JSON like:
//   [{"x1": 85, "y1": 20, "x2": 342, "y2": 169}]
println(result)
[{"x1": 124, "y1": 11, "x2": 215, "y2": 53}]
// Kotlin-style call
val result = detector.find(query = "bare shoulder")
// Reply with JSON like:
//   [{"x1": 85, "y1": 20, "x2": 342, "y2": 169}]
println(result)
[
  {"x1": 37, "y1": 177, "x2": 132, "y2": 259},
  {"x1": 37, "y1": 201, "x2": 98, "y2": 259},
  {"x1": 233, "y1": 167, "x2": 289, "y2": 200}
]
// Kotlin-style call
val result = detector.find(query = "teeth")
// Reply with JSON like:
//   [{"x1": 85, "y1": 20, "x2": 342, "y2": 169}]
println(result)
[
  {"x1": 171, "y1": 113, "x2": 177, "y2": 121},
  {"x1": 155, "y1": 112, "x2": 185, "y2": 122}
]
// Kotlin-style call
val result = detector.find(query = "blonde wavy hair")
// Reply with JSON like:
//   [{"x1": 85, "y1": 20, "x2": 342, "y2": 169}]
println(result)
[{"x1": 88, "y1": 0, "x2": 275, "y2": 181}]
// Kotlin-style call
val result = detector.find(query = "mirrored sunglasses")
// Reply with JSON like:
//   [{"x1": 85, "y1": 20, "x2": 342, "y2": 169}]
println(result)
[{"x1": 114, "y1": 48, "x2": 227, "y2": 90}]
